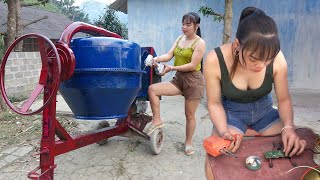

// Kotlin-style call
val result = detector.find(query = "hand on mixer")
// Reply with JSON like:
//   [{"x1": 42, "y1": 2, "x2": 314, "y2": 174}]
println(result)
[{"x1": 144, "y1": 54, "x2": 165, "y2": 75}]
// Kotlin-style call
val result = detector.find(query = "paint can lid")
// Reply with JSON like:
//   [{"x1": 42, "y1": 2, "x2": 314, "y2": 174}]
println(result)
[{"x1": 245, "y1": 156, "x2": 262, "y2": 171}]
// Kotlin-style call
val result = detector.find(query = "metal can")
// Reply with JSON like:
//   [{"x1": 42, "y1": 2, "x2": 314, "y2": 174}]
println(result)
[
  {"x1": 313, "y1": 137, "x2": 320, "y2": 165},
  {"x1": 155, "y1": 63, "x2": 165, "y2": 75},
  {"x1": 144, "y1": 54, "x2": 154, "y2": 67},
  {"x1": 245, "y1": 156, "x2": 262, "y2": 171}
]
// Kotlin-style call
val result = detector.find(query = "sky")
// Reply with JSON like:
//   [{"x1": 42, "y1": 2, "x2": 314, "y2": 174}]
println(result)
[
  {"x1": 74, "y1": 0, "x2": 116, "y2": 6},
  {"x1": 72, "y1": 0, "x2": 127, "y2": 24}
]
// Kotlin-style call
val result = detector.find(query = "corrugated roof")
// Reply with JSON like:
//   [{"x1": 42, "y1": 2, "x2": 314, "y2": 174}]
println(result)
[
  {"x1": 109, "y1": 0, "x2": 127, "y2": 14},
  {"x1": 0, "y1": 2, "x2": 74, "y2": 39}
]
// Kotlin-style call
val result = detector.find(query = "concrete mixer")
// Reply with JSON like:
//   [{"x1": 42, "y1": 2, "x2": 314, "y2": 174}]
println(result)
[{"x1": 0, "y1": 22, "x2": 163, "y2": 179}]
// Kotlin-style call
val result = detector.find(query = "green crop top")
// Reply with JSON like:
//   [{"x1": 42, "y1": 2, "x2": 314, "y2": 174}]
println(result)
[
  {"x1": 173, "y1": 36, "x2": 201, "y2": 72},
  {"x1": 214, "y1": 47, "x2": 274, "y2": 103}
]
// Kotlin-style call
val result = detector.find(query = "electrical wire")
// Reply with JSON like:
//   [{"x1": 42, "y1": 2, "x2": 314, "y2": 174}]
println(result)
[
  {"x1": 286, "y1": 166, "x2": 320, "y2": 174},
  {"x1": 240, "y1": 128, "x2": 320, "y2": 154}
]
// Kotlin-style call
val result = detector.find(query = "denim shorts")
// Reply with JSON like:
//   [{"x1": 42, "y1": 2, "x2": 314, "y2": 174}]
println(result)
[{"x1": 222, "y1": 94, "x2": 280, "y2": 134}]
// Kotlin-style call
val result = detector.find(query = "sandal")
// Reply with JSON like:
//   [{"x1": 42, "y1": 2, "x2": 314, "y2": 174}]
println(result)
[
  {"x1": 146, "y1": 123, "x2": 165, "y2": 135},
  {"x1": 185, "y1": 145, "x2": 195, "y2": 156}
]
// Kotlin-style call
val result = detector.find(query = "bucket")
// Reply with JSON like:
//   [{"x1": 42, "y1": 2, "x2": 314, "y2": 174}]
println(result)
[{"x1": 301, "y1": 166, "x2": 320, "y2": 180}]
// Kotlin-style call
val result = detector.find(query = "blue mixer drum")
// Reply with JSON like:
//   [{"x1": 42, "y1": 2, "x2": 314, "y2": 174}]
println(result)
[{"x1": 59, "y1": 37, "x2": 145, "y2": 119}]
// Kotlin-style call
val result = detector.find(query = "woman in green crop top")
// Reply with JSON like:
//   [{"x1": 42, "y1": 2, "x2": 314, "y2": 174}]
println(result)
[
  {"x1": 146, "y1": 12, "x2": 206, "y2": 156},
  {"x1": 203, "y1": 7, "x2": 306, "y2": 179}
]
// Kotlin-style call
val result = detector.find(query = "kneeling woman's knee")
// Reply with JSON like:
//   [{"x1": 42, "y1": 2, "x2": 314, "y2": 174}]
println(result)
[{"x1": 205, "y1": 155, "x2": 215, "y2": 180}]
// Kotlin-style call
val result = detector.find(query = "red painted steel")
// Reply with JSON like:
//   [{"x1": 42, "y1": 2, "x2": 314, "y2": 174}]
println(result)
[
  {"x1": 26, "y1": 23, "x2": 125, "y2": 179},
  {"x1": 0, "y1": 34, "x2": 61, "y2": 115},
  {"x1": 0, "y1": 23, "x2": 150, "y2": 179},
  {"x1": 0, "y1": 22, "x2": 154, "y2": 180},
  {"x1": 59, "y1": 22, "x2": 122, "y2": 46},
  {"x1": 47, "y1": 42, "x2": 76, "y2": 81},
  {"x1": 149, "y1": 47, "x2": 154, "y2": 85}
]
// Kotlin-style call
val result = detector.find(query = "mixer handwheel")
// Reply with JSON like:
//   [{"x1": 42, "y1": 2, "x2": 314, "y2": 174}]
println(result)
[
  {"x1": 47, "y1": 42, "x2": 75, "y2": 81},
  {"x1": 0, "y1": 33, "x2": 61, "y2": 115}
]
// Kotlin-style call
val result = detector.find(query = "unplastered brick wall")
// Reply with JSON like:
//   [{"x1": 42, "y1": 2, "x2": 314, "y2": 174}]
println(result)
[{"x1": 4, "y1": 52, "x2": 42, "y2": 96}]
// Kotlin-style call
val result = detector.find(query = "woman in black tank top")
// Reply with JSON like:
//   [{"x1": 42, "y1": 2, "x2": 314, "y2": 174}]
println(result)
[{"x1": 203, "y1": 7, "x2": 306, "y2": 179}]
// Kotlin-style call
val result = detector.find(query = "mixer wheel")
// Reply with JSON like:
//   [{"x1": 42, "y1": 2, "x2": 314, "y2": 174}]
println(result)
[
  {"x1": 0, "y1": 33, "x2": 60, "y2": 115},
  {"x1": 149, "y1": 128, "x2": 164, "y2": 155},
  {"x1": 96, "y1": 121, "x2": 110, "y2": 145}
]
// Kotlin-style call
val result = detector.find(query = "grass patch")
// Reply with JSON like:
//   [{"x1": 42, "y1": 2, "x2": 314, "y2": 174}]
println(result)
[
  {"x1": 8, "y1": 94, "x2": 28, "y2": 103},
  {"x1": 0, "y1": 111, "x2": 78, "y2": 151},
  {"x1": 0, "y1": 111, "x2": 16, "y2": 121}
]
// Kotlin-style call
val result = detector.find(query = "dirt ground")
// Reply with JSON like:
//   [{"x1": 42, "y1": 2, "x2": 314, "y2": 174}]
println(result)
[
  {"x1": 0, "y1": 112, "x2": 78, "y2": 152},
  {"x1": 289, "y1": 90, "x2": 320, "y2": 135}
]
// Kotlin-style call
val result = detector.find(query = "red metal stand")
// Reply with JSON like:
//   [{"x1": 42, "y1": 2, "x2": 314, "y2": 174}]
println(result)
[
  {"x1": 149, "y1": 47, "x2": 155, "y2": 85},
  {"x1": 27, "y1": 93, "x2": 130, "y2": 179},
  {"x1": 1, "y1": 22, "x2": 155, "y2": 180}
]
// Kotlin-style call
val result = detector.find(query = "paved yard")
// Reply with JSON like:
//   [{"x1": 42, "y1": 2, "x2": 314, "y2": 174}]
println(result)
[{"x1": 0, "y1": 90, "x2": 319, "y2": 179}]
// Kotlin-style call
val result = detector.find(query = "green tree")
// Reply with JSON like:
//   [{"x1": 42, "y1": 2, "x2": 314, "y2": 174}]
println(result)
[
  {"x1": 52, "y1": 0, "x2": 90, "y2": 23},
  {"x1": 23, "y1": 0, "x2": 61, "y2": 12},
  {"x1": 94, "y1": 8, "x2": 128, "y2": 39},
  {"x1": 1, "y1": 0, "x2": 90, "y2": 50},
  {"x1": 0, "y1": 34, "x2": 4, "y2": 60},
  {"x1": 0, "y1": 0, "x2": 90, "y2": 112},
  {"x1": 199, "y1": 0, "x2": 232, "y2": 44},
  {"x1": 73, "y1": 11, "x2": 90, "y2": 23},
  {"x1": 1, "y1": 0, "x2": 50, "y2": 50},
  {"x1": 0, "y1": 0, "x2": 50, "y2": 112}
]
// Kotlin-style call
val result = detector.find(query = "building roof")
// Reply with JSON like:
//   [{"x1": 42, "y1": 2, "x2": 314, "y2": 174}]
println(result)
[
  {"x1": 0, "y1": 2, "x2": 74, "y2": 39},
  {"x1": 109, "y1": 0, "x2": 127, "y2": 14}
]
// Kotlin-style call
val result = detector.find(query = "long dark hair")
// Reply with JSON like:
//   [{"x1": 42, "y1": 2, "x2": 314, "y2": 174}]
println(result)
[
  {"x1": 182, "y1": 12, "x2": 203, "y2": 72},
  {"x1": 182, "y1": 12, "x2": 202, "y2": 37},
  {"x1": 230, "y1": 7, "x2": 280, "y2": 77}
]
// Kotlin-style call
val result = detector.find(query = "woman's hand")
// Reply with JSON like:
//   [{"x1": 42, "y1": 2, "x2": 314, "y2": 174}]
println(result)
[
  {"x1": 220, "y1": 132, "x2": 243, "y2": 153},
  {"x1": 152, "y1": 57, "x2": 158, "y2": 66},
  {"x1": 281, "y1": 128, "x2": 306, "y2": 157},
  {"x1": 160, "y1": 64, "x2": 173, "y2": 76}
]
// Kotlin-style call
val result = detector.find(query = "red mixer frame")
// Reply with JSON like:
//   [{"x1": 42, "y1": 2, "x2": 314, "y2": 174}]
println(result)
[{"x1": 0, "y1": 22, "x2": 159, "y2": 179}]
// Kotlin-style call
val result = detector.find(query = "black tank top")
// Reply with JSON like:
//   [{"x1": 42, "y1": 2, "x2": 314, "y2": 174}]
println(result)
[{"x1": 214, "y1": 47, "x2": 274, "y2": 103}]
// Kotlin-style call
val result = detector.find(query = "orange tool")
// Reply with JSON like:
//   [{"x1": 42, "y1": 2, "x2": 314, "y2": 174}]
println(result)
[{"x1": 203, "y1": 135, "x2": 240, "y2": 158}]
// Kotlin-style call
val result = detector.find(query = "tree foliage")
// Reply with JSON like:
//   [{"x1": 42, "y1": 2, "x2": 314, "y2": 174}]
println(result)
[
  {"x1": 0, "y1": 0, "x2": 52, "y2": 112},
  {"x1": 199, "y1": 6, "x2": 224, "y2": 22},
  {"x1": 22, "y1": 0, "x2": 61, "y2": 12},
  {"x1": 0, "y1": 0, "x2": 91, "y2": 112},
  {"x1": 0, "y1": 35, "x2": 4, "y2": 60},
  {"x1": 52, "y1": 0, "x2": 90, "y2": 23},
  {"x1": 2, "y1": 0, "x2": 91, "y2": 22},
  {"x1": 1, "y1": 0, "x2": 48, "y2": 4},
  {"x1": 198, "y1": 0, "x2": 233, "y2": 44},
  {"x1": 94, "y1": 8, "x2": 128, "y2": 39}
]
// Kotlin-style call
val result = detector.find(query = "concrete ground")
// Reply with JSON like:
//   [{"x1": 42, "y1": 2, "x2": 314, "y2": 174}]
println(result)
[{"x1": 0, "y1": 90, "x2": 319, "y2": 180}]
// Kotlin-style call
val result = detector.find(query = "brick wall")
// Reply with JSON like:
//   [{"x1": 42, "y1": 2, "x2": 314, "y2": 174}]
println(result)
[{"x1": 4, "y1": 52, "x2": 42, "y2": 97}]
